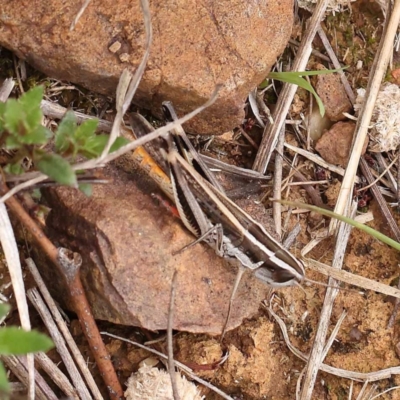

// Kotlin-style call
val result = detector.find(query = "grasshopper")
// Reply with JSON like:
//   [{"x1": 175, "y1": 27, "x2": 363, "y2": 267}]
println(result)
[{"x1": 130, "y1": 104, "x2": 305, "y2": 336}]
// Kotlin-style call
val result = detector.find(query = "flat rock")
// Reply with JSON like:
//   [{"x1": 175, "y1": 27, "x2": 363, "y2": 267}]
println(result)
[
  {"x1": 315, "y1": 63, "x2": 353, "y2": 122},
  {"x1": 42, "y1": 165, "x2": 269, "y2": 334},
  {"x1": 315, "y1": 121, "x2": 368, "y2": 167},
  {"x1": 0, "y1": 0, "x2": 293, "y2": 134}
]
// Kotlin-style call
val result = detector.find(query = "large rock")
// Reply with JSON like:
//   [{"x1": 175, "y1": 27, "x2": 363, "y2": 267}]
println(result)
[
  {"x1": 0, "y1": 0, "x2": 293, "y2": 134},
  {"x1": 42, "y1": 165, "x2": 269, "y2": 334}
]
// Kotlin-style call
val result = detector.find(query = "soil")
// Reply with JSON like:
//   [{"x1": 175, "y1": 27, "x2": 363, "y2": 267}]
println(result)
[{"x1": 1, "y1": 2, "x2": 400, "y2": 400}]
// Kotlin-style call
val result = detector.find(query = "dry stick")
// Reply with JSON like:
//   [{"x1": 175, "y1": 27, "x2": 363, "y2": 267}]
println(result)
[
  {"x1": 375, "y1": 153, "x2": 397, "y2": 192},
  {"x1": 0, "y1": 201, "x2": 35, "y2": 400},
  {"x1": 34, "y1": 352, "x2": 79, "y2": 400},
  {"x1": 70, "y1": 0, "x2": 92, "y2": 30},
  {"x1": 359, "y1": 156, "x2": 397, "y2": 192},
  {"x1": 300, "y1": 203, "x2": 356, "y2": 400},
  {"x1": 317, "y1": 26, "x2": 356, "y2": 104},
  {"x1": 273, "y1": 127, "x2": 285, "y2": 237},
  {"x1": 252, "y1": 0, "x2": 329, "y2": 173},
  {"x1": 58, "y1": 248, "x2": 123, "y2": 400},
  {"x1": 288, "y1": 39, "x2": 331, "y2": 62},
  {"x1": 1, "y1": 355, "x2": 57, "y2": 400},
  {"x1": 332, "y1": 0, "x2": 400, "y2": 228},
  {"x1": 26, "y1": 258, "x2": 103, "y2": 400},
  {"x1": 306, "y1": 258, "x2": 400, "y2": 299},
  {"x1": 27, "y1": 288, "x2": 92, "y2": 399},
  {"x1": 101, "y1": 332, "x2": 234, "y2": 400},
  {"x1": 167, "y1": 271, "x2": 180, "y2": 400},
  {"x1": 0, "y1": 78, "x2": 15, "y2": 102},
  {"x1": 0, "y1": 189, "x2": 123, "y2": 400},
  {"x1": 284, "y1": 142, "x2": 361, "y2": 183},
  {"x1": 270, "y1": 305, "x2": 400, "y2": 382}
]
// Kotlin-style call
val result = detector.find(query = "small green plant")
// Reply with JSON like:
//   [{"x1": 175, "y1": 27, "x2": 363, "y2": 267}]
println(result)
[
  {"x1": 0, "y1": 86, "x2": 128, "y2": 188},
  {"x1": 276, "y1": 200, "x2": 400, "y2": 252},
  {"x1": 0, "y1": 303, "x2": 54, "y2": 395},
  {"x1": 262, "y1": 68, "x2": 345, "y2": 117}
]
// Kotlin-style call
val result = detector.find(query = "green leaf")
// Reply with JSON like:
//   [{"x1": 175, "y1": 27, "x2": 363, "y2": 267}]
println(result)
[
  {"x1": 4, "y1": 134, "x2": 22, "y2": 150},
  {"x1": 36, "y1": 153, "x2": 77, "y2": 187},
  {"x1": 79, "y1": 183, "x2": 93, "y2": 197},
  {"x1": 267, "y1": 72, "x2": 326, "y2": 117},
  {"x1": 19, "y1": 86, "x2": 44, "y2": 112},
  {"x1": 55, "y1": 111, "x2": 77, "y2": 153},
  {"x1": 276, "y1": 200, "x2": 400, "y2": 252},
  {"x1": 0, "y1": 361, "x2": 9, "y2": 394},
  {"x1": 20, "y1": 125, "x2": 52, "y2": 145},
  {"x1": 3, "y1": 162, "x2": 24, "y2": 175},
  {"x1": 0, "y1": 304, "x2": 10, "y2": 320},
  {"x1": 4, "y1": 99, "x2": 22, "y2": 135},
  {"x1": 0, "y1": 327, "x2": 53, "y2": 355},
  {"x1": 0, "y1": 102, "x2": 6, "y2": 133},
  {"x1": 74, "y1": 118, "x2": 98, "y2": 141},
  {"x1": 81, "y1": 135, "x2": 129, "y2": 159}
]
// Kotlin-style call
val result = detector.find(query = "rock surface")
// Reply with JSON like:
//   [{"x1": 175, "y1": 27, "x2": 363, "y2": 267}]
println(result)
[
  {"x1": 0, "y1": 0, "x2": 293, "y2": 134},
  {"x1": 315, "y1": 63, "x2": 352, "y2": 122},
  {"x1": 315, "y1": 121, "x2": 368, "y2": 167},
  {"x1": 42, "y1": 165, "x2": 269, "y2": 334}
]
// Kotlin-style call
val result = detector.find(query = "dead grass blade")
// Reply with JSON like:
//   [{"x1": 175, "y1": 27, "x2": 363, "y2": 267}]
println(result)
[
  {"x1": 332, "y1": 0, "x2": 400, "y2": 229},
  {"x1": 299, "y1": 203, "x2": 356, "y2": 400},
  {"x1": 0, "y1": 202, "x2": 35, "y2": 399},
  {"x1": 252, "y1": 0, "x2": 330, "y2": 173}
]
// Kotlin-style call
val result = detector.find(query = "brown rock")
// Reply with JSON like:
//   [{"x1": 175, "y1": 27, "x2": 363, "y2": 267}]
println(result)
[
  {"x1": 315, "y1": 64, "x2": 353, "y2": 122},
  {"x1": 0, "y1": 0, "x2": 293, "y2": 134},
  {"x1": 42, "y1": 166, "x2": 269, "y2": 334},
  {"x1": 315, "y1": 121, "x2": 368, "y2": 167}
]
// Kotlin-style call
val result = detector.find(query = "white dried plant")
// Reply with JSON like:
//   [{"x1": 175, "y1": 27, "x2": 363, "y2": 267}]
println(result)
[
  {"x1": 355, "y1": 83, "x2": 400, "y2": 152},
  {"x1": 297, "y1": 0, "x2": 355, "y2": 14},
  {"x1": 125, "y1": 364, "x2": 204, "y2": 400}
]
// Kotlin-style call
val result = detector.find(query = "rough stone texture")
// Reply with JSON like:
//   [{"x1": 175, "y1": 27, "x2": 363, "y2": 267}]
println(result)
[
  {"x1": 0, "y1": 0, "x2": 293, "y2": 134},
  {"x1": 315, "y1": 63, "x2": 353, "y2": 122},
  {"x1": 42, "y1": 165, "x2": 268, "y2": 334},
  {"x1": 315, "y1": 121, "x2": 368, "y2": 167}
]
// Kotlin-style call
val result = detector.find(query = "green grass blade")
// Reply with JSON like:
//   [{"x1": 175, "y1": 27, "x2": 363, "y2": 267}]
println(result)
[{"x1": 275, "y1": 200, "x2": 400, "y2": 251}]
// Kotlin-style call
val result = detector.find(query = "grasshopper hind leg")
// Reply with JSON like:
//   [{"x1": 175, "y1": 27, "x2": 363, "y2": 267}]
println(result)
[{"x1": 220, "y1": 262, "x2": 247, "y2": 342}]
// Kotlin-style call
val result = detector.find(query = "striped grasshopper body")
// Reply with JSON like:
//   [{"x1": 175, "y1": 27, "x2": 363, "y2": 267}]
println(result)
[{"x1": 130, "y1": 105, "x2": 305, "y2": 334}]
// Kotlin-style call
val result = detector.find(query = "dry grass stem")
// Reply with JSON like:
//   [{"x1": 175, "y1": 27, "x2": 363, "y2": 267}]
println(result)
[
  {"x1": 34, "y1": 353, "x2": 79, "y2": 400},
  {"x1": 317, "y1": 26, "x2": 355, "y2": 104},
  {"x1": 1, "y1": 355, "x2": 57, "y2": 400},
  {"x1": 252, "y1": 0, "x2": 330, "y2": 173},
  {"x1": 101, "y1": 332, "x2": 234, "y2": 400},
  {"x1": 273, "y1": 127, "x2": 285, "y2": 236},
  {"x1": 0, "y1": 78, "x2": 15, "y2": 102},
  {"x1": 332, "y1": 0, "x2": 400, "y2": 227},
  {"x1": 70, "y1": 0, "x2": 92, "y2": 30},
  {"x1": 27, "y1": 288, "x2": 92, "y2": 399},
  {"x1": 284, "y1": 142, "x2": 361, "y2": 183},
  {"x1": 268, "y1": 306, "x2": 400, "y2": 381},
  {"x1": 26, "y1": 258, "x2": 103, "y2": 399},
  {"x1": 306, "y1": 258, "x2": 400, "y2": 298},
  {"x1": 375, "y1": 153, "x2": 397, "y2": 192},
  {"x1": 0, "y1": 202, "x2": 34, "y2": 399},
  {"x1": 167, "y1": 271, "x2": 180, "y2": 400},
  {"x1": 300, "y1": 203, "x2": 356, "y2": 399}
]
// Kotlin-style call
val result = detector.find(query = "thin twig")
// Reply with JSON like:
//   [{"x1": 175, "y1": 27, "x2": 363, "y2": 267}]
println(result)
[
  {"x1": 70, "y1": 0, "x2": 92, "y2": 30},
  {"x1": 27, "y1": 288, "x2": 92, "y2": 399},
  {"x1": 0, "y1": 201, "x2": 34, "y2": 400},
  {"x1": 332, "y1": 0, "x2": 400, "y2": 228},
  {"x1": 300, "y1": 203, "x2": 356, "y2": 400},
  {"x1": 273, "y1": 127, "x2": 285, "y2": 237},
  {"x1": 167, "y1": 271, "x2": 180, "y2": 400},
  {"x1": 252, "y1": 0, "x2": 330, "y2": 173},
  {"x1": 317, "y1": 26, "x2": 356, "y2": 104},
  {"x1": 26, "y1": 258, "x2": 104, "y2": 400}
]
